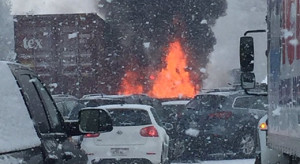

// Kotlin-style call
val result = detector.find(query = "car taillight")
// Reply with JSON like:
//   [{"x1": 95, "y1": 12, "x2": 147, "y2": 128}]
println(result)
[
  {"x1": 84, "y1": 133, "x2": 100, "y2": 138},
  {"x1": 140, "y1": 126, "x2": 159, "y2": 137},
  {"x1": 208, "y1": 111, "x2": 233, "y2": 120}
]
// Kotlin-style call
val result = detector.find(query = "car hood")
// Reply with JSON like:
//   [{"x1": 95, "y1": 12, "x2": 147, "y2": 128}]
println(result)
[{"x1": 0, "y1": 63, "x2": 41, "y2": 153}]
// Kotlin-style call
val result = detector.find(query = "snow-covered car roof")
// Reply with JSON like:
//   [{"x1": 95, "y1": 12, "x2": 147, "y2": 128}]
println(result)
[
  {"x1": 161, "y1": 100, "x2": 190, "y2": 106},
  {"x1": 84, "y1": 104, "x2": 153, "y2": 111},
  {"x1": 197, "y1": 90, "x2": 244, "y2": 97},
  {"x1": 81, "y1": 94, "x2": 125, "y2": 100},
  {"x1": 52, "y1": 94, "x2": 79, "y2": 102},
  {"x1": 80, "y1": 94, "x2": 152, "y2": 100},
  {"x1": 0, "y1": 62, "x2": 41, "y2": 153}
]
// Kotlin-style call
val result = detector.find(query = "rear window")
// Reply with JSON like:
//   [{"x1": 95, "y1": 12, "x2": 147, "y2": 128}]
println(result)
[
  {"x1": 186, "y1": 95, "x2": 226, "y2": 112},
  {"x1": 161, "y1": 104, "x2": 186, "y2": 119},
  {"x1": 108, "y1": 109, "x2": 151, "y2": 126},
  {"x1": 233, "y1": 96, "x2": 268, "y2": 110}
]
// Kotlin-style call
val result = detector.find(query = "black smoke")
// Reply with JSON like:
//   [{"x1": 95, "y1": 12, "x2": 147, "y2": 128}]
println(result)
[{"x1": 98, "y1": 0, "x2": 227, "y2": 91}]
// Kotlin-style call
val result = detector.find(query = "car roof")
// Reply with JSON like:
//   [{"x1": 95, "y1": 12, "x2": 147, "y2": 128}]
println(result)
[
  {"x1": 197, "y1": 90, "x2": 245, "y2": 97},
  {"x1": 84, "y1": 104, "x2": 153, "y2": 111},
  {"x1": 52, "y1": 94, "x2": 78, "y2": 99},
  {"x1": 52, "y1": 94, "x2": 78, "y2": 102},
  {"x1": 0, "y1": 61, "x2": 41, "y2": 153},
  {"x1": 162, "y1": 100, "x2": 190, "y2": 105},
  {"x1": 81, "y1": 94, "x2": 125, "y2": 100},
  {"x1": 80, "y1": 94, "x2": 152, "y2": 100}
]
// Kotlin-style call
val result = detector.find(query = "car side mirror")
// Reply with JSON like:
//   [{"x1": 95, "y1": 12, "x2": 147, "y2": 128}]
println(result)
[
  {"x1": 241, "y1": 72, "x2": 256, "y2": 89},
  {"x1": 79, "y1": 108, "x2": 113, "y2": 133},
  {"x1": 240, "y1": 36, "x2": 254, "y2": 72}
]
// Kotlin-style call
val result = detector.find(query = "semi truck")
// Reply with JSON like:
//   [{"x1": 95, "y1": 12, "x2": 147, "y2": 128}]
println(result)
[
  {"x1": 14, "y1": 13, "x2": 122, "y2": 97},
  {"x1": 240, "y1": 0, "x2": 300, "y2": 163}
]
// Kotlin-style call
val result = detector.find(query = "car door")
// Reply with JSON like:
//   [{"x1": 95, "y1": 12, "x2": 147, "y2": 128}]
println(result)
[{"x1": 11, "y1": 66, "x2": 87, "y2": 164}]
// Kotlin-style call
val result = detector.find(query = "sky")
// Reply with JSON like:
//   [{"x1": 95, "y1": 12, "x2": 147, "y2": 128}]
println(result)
[
  {"x1": 11, "y1": 0, "x2": 104, "y2": 18},
  {"x1": 204, "y1": 0, "x2": 267, "y2": 89}
]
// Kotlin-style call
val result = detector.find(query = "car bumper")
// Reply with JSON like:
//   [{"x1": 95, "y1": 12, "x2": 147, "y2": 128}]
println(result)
[
  {"x1": 179, "y1": 133, "x2": 237, "y2": 159},
  {"x1": 81, "y1": 140, "x2": 163, "y2": 164}
]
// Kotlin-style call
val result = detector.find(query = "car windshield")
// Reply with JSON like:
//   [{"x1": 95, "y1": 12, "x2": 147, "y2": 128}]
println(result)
[{"x1": 108, "y1": 108, "x2": 152, "y2": 126}]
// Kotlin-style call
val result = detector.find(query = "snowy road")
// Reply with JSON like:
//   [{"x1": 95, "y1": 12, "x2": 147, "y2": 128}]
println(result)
[{"x1": 172, "y1": 158, "x2": 255, "y2": 164}]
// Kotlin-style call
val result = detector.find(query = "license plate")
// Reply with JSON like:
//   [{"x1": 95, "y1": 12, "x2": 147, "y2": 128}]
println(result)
[{"x1": 110, "y1": 148, "x2": 129, "y2": 156}]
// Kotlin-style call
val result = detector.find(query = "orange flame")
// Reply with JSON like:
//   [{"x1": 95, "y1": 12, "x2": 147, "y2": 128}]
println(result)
[
  {"x1": 148, "y1": 40, "x2": 197, "y2": 98},
  {"x1": 118, "y1": 71, "x2": 143, "y2": 95},
  {"x1": 118, "y1": 40, "x2": 198, "y2": 98}
]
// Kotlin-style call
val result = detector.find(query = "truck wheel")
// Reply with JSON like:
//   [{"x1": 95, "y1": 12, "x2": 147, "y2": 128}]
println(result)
[{"x1": 235, "y1": 131, "x2": 256, "y2": 158}]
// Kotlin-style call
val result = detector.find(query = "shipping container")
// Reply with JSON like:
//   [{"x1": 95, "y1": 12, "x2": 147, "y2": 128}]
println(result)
[{"x1": 14, "y1": 13, "x2": 122, "y2": 97}]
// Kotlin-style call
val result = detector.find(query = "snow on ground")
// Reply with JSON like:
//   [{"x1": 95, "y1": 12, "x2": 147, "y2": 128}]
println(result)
[{"x1": 172, "y1": 158, "x2": 255, "y2": 164}]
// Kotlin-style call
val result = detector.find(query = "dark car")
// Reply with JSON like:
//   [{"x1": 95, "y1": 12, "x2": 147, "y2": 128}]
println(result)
[
  {"x1": 176, "y1": 89, "x2": 268, "y2": 160},
  {"x1": 160, "y1": 100, "x2": 190, "y2": 160},
  {"x1": 0, "y1": 61, "x2": 112, "y2": 164},
  {"x1": 52, "y1": 94, "x2": 86, "y2": 120}
]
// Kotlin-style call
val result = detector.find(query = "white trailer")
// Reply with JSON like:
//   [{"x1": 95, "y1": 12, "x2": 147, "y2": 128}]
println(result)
[{"x1": 240, "y1": 0, "x2": 300, "y2": 163}]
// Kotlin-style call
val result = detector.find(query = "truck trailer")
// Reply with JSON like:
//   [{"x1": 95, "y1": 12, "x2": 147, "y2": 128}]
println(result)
[
  {"x1": 240, "y1": 0, "x2": 300, "y2": 163},
  {"x1": 14, "y1": 13, "x2": 122, "y2": 97}
]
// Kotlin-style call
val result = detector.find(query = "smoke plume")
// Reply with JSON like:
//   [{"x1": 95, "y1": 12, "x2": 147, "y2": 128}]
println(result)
[
  {"x1": 9, "y1": 0, "x2": 230, "y2": 94},
  {"x1": 97, "y1": 0, "x2": 227, "y2": 91},
  {"x1": 11, "y1": 0, "x2": 104, "y2": 18}
]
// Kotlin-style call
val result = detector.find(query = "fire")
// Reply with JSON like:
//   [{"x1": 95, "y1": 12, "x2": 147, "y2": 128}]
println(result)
[
  {"x1": 118, "y1": 71, "x2": 143, "y2": 95},
  {"x1": 148, "y1": 41, "x2": 197, "y2": 98},
  {"x1": 118, "y1": 40, "x2": 198, "y2": 98}
]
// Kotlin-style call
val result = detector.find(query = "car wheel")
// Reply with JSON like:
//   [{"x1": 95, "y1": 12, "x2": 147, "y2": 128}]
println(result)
[
  {"x1": 254, "y1": 153, "x2": 261, "y2": 164},
  {"x1": 162, "y1": 159, "x2": 170, "y2": 164},
  {"x1": 235, "y1": 131, "x2": 256, "y2": 158},
  {"x1": 169, "y1": 139, "x2": 185, "y2": 160},
  {"x1": 161, "y1": 146, "x2": 169, "y2": 164}
]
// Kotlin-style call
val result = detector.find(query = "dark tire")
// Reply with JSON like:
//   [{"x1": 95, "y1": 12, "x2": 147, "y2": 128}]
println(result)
[{"x1": 235, "y1": 130, "x2": 256, "y2": 158}]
